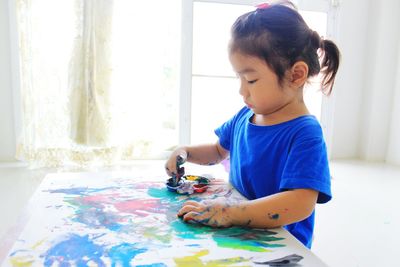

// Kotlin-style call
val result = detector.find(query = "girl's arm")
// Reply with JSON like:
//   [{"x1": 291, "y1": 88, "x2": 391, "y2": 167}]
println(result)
[
  {"x1": 165, "y1": 142, "x2": 229, "y2": 176},
  {"x1": 177, "y1": 189, "x2": 318, "y2": 228}
]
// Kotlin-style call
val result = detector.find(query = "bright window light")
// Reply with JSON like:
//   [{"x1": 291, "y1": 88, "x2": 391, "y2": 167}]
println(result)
[{"x1": 191, "y1": 2, "x2": 328, "y2": 144}]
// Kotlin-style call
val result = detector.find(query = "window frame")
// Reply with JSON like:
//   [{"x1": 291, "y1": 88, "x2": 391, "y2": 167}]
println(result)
[{"x1": 8, "y1": 0, "x2": 22, "y2": 145}]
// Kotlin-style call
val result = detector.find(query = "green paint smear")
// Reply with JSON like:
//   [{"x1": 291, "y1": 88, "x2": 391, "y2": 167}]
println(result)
[
  {"x1": 215, "y1": 237, "x2": 268, "y2": 252},
  {"x1": 147, "y1": 187, "x2": 179, "y2": 201},
  {"x1": 212, "y1": 227, "x2": 285, "y2": 251},
  {"x1": 9, "y1": 256, "x2": 34, "y2": 267},
  {"x1": 147, "y1": 188, "x2": 203, "y2": 203},
  {"x1": 214, "y1": 237, "x2": 285, "y2": 252},
  {"x1": 64, "y1": 197, "x2": 93, "y2": 210},
  {"x1": 147, "y1": 187, "x2": 189, "y2": 213},
  {"x1": 213, "y1": 227, "x2": 278, "y2": 237},
  {"x1": 143, "y1": 226, "x2": 172, "y2": 243},
  {"x1": 206, "y1": 257, "x2": 251, "y2": 267},
  {"x1": 171, "y1": 220, "x2": 286, "y2": 252},
  {"x1": 171, "y1": 220, "x2": 213, "y2": 239}
]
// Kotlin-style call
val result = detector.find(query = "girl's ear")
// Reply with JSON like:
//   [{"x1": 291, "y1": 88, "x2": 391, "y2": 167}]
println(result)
[{"x1": 290, "y1": 61, "x2": 309, "y2": 88}]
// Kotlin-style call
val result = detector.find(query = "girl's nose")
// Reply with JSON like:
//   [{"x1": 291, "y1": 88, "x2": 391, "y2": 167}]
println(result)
[{"x1": 239, "y1": 82, "x2": 247, "y2": 97}]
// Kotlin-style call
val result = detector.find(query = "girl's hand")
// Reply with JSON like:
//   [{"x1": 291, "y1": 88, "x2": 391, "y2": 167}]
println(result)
[
  {"x1": 177, "y1": 199, "x2": 234, "y2": 228},
  {"x1": 165, "y1": 148, "x2": 187, "y2": 176}
]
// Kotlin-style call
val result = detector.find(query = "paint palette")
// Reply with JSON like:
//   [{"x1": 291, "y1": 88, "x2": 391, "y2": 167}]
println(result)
[{"x1": 166, "y1": 175, "x2": 210, "y2": 194}]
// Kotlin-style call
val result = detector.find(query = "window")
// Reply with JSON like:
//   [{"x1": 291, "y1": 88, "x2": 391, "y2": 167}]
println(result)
[
  {"x1": 191, "y1": 3, "x2": 253, "y2": 144},
  {"x1": 184, "y1": 0, "x2": 332, "y2": 145},
  {"x1": 109, "y1": 1, "x2": 182, "y2": 156}
]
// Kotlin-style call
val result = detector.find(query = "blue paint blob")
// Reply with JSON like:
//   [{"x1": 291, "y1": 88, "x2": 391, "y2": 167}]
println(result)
[
  {"x1": 43, "y1": 234, "x2": 105, "y2": 267},
  {"x1": 108, "y1": 243, "x2": 147, "y2": 267},
  {"x1": 73, "y1": 208, "x2": 123, "y2": 232}
]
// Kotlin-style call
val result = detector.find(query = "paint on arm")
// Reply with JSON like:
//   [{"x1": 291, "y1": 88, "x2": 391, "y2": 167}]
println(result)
[{"x1": 268, "y1": 213, "x2": 280, "y2": 220}]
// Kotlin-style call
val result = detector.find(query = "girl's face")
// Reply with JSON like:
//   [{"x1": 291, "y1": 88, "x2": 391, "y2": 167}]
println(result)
[{"x1": 229, "y1": 52, "x2": 302, "y2": 124}]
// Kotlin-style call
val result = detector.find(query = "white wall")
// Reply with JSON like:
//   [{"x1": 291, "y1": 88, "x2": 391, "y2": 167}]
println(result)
[
  {"x1": 359, "y1": 0, "x2": 400, "y2": 162},
  {"x1": 328, "y1": 0, "x2": 369, "y2": 159},
  {"x1": 0, "y1": 0, "x2": 16, "y2": 162},
  {"x1": 386, "y1": 41, "x2": 400, "y2": 164},
  {"x1": 329, "y1": 0, "x2": 400, "y2": 165}
]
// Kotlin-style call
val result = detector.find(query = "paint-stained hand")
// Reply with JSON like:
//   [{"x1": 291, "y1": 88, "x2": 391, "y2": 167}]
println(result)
[
  {"x1": 165, "y1": 148, "x2": 187, "y2": 176},
  {"x1": 177, "y1": 199, "x2": 234, "y2": 227}
]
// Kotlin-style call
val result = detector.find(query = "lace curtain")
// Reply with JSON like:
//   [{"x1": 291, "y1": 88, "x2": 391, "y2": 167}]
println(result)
[{"x1": 15, "y1": 0, "x2": 180, "y2": 168}]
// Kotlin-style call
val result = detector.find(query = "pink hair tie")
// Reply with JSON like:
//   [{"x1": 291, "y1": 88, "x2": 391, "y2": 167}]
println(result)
[{"x1": 256, "y1": 3, "x2": 270, "y2": 9}]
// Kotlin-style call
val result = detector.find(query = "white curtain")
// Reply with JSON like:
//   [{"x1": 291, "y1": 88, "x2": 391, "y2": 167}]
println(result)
[
  {"x1": 69, "y1": 0, "x2": 113, "y2": 146},
  {"x1": 15, "y1": 0, "x2": 181, "y2": 168}
]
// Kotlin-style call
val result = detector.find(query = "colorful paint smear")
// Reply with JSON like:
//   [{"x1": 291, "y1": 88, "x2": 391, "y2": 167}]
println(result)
[
  {"x1": 174, "y1": 250, "x2": 251, "y2": 267},
  {"x1": 8, "y1": 251, "x2": 34, "y2": 267},
  {"x1": 108, "y1": 243, "x2": 148, "y2": 267},
  {"x1": 42, "y1": 234, "x2": 105, "y2": 266},
  {"x1": 6, "y1": 178, "x2": 287, "y2": 267},
  {"x1": 170, "y1": 220, "x2": 285, "y2": 252}
]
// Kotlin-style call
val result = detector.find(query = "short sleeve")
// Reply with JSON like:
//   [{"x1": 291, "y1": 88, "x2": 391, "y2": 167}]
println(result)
[
  {"x1": 280, "y1": 127, "x2": 332, "y2": 203},
  {"x1": 215, "y1": 121, "x2": 232, "y2": 151},
  {"x1": 214, "y1": 106, "x2": 249, "y2": 151}
]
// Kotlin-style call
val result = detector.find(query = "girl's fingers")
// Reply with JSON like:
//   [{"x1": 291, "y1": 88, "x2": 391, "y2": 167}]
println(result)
[
  {"x1": 182, "y1": 211, "x2": 201, "y2": 222},
  {"x1": 165, "y1": 161, "x2": 176, "y2": 175},
  {"x1": 177, "y1": 203, "x2": 204, "y2": 217},
  {"x1": 183, "y1": 211, "x2": 215, "y2": 226},
  {"x1": 165, "y1": 167, "x2": 172, "y2": 176},
  {"x1": 165, "y1": 149, "x2": 187, "y2": 176},
  {"x1": 202, "y1": 200, "x2": 213, "y2": 205},
  {"x1": 182, "y1": 200, "x2": 203, "y2": 207}
]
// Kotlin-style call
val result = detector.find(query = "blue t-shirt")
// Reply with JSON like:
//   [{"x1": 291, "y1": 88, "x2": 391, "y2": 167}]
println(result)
[{"x1": 215, "y1": 107, "x2": 332, "y2": 248}]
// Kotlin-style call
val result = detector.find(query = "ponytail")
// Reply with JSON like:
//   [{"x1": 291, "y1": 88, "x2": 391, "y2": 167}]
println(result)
[{"x1": 320, "y1": 39, "x2": 340, "y2": 95}]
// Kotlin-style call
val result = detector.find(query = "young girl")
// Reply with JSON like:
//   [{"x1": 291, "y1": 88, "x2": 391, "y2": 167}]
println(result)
[{"x1": 165, "y1": 1, "x2": 340, "y2": 248}]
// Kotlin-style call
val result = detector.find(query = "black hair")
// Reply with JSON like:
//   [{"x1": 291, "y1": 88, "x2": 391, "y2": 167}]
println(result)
[{"x1": 229, "y1": 2, "x2": 340, "y2": 95}]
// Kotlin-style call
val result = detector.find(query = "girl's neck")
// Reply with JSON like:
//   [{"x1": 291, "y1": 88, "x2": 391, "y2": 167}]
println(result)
[{"x1": 251, "y1": 103, "x2": 310, "y2": 126}]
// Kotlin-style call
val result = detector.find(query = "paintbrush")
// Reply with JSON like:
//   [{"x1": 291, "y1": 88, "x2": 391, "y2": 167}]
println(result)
[{"x1": 173, "y1": 155, "x2": 185, "y2": 186}]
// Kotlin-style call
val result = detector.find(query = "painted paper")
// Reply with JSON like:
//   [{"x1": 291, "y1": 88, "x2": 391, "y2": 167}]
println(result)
[{"x1": 1, "y1": 173, "x2": 323, "y2": 266}]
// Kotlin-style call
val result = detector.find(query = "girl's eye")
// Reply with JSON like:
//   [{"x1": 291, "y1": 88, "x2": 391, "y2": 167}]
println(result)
[{"x1": 247, "y1": 79, "x2": 258, "y2": 84}]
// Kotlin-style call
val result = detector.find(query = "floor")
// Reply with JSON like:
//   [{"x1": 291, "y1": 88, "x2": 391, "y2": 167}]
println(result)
[
  {"x1": 311, "y1": 160, "x2": 400, "y2": 267},
  {"x1": 0, "y1": 159, "x2": 399, "y2": 267}
]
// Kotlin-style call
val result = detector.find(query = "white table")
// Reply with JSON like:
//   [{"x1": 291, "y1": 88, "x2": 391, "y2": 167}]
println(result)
[{"x1": 0, "y1": 166, "x2": 328, "y2": 266}]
